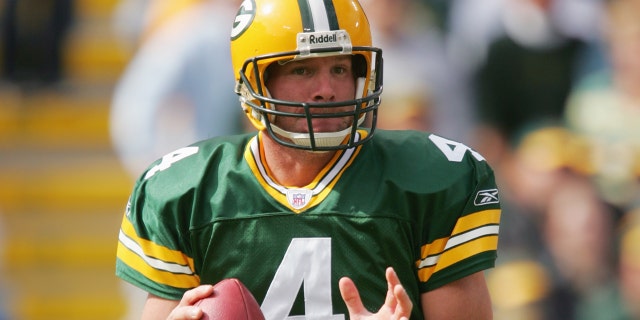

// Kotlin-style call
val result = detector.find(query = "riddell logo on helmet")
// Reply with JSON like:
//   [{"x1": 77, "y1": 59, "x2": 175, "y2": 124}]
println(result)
[{"x1": 309, "y1": 33, "x2": 337, "y2": 44}]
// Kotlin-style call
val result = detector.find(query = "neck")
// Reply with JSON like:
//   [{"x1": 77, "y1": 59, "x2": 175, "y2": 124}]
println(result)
[{"x1": 261, "y1": 132, "x2": 336, "y2": 187}]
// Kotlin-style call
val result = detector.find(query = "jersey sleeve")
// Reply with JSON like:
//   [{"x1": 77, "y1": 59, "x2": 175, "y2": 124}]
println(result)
[
  {"x1": 115, "y1": 149, "x2": 203, "y2": 300},
  {"x1": 416, "y1": 138, "x2": 501, "y2": 292}
]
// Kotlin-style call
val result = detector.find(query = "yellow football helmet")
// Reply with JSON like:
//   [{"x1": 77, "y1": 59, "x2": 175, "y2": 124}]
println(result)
[{"x1": 230, "y1": 0, "x2": 383, "y2": 151}]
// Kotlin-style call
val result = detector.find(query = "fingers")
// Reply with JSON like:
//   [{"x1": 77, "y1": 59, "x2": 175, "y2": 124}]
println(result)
[
  {"x1": 339, "y1": 276, "x2": 368, "y2": 316},
  {"x1": 392, "y1": 281, "x2": 413, "y2": 318},
  {"x1": 385, "y1": 267, "x2": 401, "y2": 288},
  {"x1": 384, "y1": 267, "x2": 400, "y2": 308},
  {"x1": 168, "y1": 307, "x2": 202, "y2": 320},
  {"x1": 387, "y1": 267, "x2": 413, "y2": 319},
  {"x1": 168, "y1": 285, "x2": 215, "y2": 320},
  {"x1": 179, "y1": 285, "x2": 215, "y2": 306}
]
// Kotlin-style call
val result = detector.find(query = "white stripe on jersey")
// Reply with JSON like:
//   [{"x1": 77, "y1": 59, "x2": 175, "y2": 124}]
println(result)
[
  {"x1": 249, "y1": 133, "x2": 360, "y2": 196},
  {"x1": 417, "y1": 225, "x2": 500, "y2": 269},
  {"x1": 119, "y1": 230, "x2": 195, "y2": 275}
]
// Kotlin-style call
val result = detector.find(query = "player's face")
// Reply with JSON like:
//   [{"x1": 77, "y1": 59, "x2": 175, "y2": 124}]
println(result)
[{"x1": 265, "y1": 56, "x2": 357, "y2": 134}]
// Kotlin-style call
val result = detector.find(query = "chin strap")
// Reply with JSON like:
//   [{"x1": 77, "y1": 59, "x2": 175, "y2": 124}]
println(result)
[{"x1": 269, "y1": 115, "x2": 366, "y2": 148}]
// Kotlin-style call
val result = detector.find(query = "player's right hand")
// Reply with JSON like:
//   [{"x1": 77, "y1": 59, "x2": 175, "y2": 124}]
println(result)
[{"x1": 166, "y1": 285, "x2": 214, "y2": 320}]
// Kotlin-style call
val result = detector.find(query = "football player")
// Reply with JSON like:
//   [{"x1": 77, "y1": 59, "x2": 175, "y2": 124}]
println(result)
[{"x1": 115, "y1": 0, "x2": 501, "y2": 319}]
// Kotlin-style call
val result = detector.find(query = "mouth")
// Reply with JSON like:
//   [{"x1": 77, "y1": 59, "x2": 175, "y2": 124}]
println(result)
[{"x1": 306, "y1": 117, "x2": 352, "y2": 133}]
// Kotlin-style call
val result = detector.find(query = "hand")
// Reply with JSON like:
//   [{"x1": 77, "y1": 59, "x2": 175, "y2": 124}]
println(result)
[
  {"x1": 339, "y1": 267, "x2": 413, "y2": 320},
  {"x1": 166, "y1": 285, "x2": 214, "y2": 320}
]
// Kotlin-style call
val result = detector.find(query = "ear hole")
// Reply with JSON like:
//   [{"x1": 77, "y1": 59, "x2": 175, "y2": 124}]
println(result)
[{"x1": 352, "y1": 54, "x2": 367, "y2": 78}]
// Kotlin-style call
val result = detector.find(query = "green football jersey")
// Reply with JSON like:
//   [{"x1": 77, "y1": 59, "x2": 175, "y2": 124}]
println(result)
[{"x1": 116, "y1": 130, "x2": 501, "y2": 319}]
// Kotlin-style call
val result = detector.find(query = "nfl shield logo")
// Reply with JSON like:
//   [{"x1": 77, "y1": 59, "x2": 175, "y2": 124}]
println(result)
[{"x1": 286, "y1": 188, "x2": 313, "y2": 210}]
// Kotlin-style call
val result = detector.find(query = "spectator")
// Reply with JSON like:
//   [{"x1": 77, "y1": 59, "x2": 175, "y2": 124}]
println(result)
[
  {"x1": 109, "y1": 1, "x2": 244, "y2": 318},
  {"x1": 564, "y1": 0, "x2": 640, "y2": 213},
  {"x1": 361, "y1": 0, "x2": 475, "y2": 140},
  {"x1": 473, "y1": 0, "x2": 599, "y2": 145},
  {"x1": 1, "y1": 0, "x2": 74, "y2": 88},
  {"x1": 109, "y1": 0, "x2": 245, "y2": 178}
]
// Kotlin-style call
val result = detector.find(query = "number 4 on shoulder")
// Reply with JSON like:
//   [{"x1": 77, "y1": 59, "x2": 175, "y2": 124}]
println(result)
[
  {"x1": 429, "y1": 134, "x2": 485, "y2": 162},
  {"x1": 144, "y1": 146, "x2": 199, "y2": 179}
]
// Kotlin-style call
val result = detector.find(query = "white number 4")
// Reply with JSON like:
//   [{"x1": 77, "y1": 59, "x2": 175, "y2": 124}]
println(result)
[
  {"x1": 429, "y1": 134, "x2": 485, "y2": 162},
  {"x1": 261, "y1": 238, "x2": 344, "y2": 320},
  {"x1": 144, "y1": 146, "x2": 199, "y2": 179}
]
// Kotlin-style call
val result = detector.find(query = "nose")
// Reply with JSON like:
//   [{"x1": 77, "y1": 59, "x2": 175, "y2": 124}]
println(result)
[{"x1": 312, "y1": 71, "x2": 336, "y2": 103}]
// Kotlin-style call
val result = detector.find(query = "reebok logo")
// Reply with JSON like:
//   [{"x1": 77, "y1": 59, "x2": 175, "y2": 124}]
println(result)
[{"x1": 474, "y1": 189, "x2": 499, "y2": 206}]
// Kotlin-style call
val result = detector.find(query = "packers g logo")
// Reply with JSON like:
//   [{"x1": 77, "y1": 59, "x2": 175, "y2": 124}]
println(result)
[{"x1": 231, "y1": 0, "x2": 256, "y2": 40}]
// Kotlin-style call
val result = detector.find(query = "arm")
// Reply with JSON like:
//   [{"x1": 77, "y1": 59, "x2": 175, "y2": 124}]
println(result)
[
  {"x1": 141, "y1": 285, "x2": 214, "y2": 320},
  {"x1": 420, "y1": 271, "x2": 492, "y2": 320}
]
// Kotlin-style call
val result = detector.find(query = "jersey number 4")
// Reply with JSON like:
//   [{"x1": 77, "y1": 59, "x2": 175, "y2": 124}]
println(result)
[
  {"x1": 144, "y1": 147, "x2": 199, "y2": 179},
  {"x1": 429, "y1": 134, "x2": 485, "y2": 162},
  {"x1": 261, "y1": 238, "x2": 345, "y2": 320}
]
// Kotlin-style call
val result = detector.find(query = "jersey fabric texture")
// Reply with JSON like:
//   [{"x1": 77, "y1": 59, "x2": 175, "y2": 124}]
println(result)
[{"x1": 116, "y1": 129, "x2": 501, "y2": 319}]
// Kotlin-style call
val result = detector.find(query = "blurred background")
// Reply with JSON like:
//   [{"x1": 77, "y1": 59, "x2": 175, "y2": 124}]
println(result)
[
  {"x1": 0, "y1": 0, "x2": 639, "y2": 319},
  {"x1": 1, "y1": 0, "x2": 132, "y2": 319}
]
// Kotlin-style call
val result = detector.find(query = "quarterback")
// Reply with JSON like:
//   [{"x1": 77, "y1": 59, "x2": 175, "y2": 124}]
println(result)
[{"x1": 115, "y1": 0, "x2": 501, "y2": 319}]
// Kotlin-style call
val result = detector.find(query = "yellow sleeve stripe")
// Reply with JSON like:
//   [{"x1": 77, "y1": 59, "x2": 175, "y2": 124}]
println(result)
[
  {"x1": 117, "y1": 218, "x2": 200, "y2": 288},
  {"x1": 417, "y1": 235, "x2": 499, "y2": 282},
  {"x1": 416, "y1": 209, "x2": 501, "y2": 282},
  {"x1": 418, "y1": 209, "x2": 501, "y2": 260},
  {"x1": 117, "y1": 238, "x2": 200, "y2": 288},
  {"x1": 453, "y1": 209, "x2": 501, "y2": 235},
  {"x1": 120, "y1": 217, "x2": 196, "y2": 267},
  {"x1": 417, "y1": 225, "x2": 500, "y2": 269}
]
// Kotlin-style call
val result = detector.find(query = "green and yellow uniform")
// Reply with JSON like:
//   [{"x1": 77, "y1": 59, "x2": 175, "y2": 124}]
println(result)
[{"x1": 116, "y1": 130, "x2": 501, "y2": 319}]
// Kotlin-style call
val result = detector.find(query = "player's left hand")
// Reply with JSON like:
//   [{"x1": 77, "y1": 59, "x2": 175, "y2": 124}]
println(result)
[{"x1": 339, "y1": 267, "x2": 413, "y2": 320}]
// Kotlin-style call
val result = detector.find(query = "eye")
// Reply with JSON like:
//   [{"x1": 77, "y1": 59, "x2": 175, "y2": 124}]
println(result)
[
  {"x1": 332, "y1": 65, "x2": 350, "y2": 76},
  {"x1": 291, "y1": 67, "x2": 309, "y2": 76}
]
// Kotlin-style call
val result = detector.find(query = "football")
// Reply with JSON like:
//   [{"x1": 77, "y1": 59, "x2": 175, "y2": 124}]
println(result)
[{"x1": 196, "y1": 278, "x2": 265, "y2": 320}]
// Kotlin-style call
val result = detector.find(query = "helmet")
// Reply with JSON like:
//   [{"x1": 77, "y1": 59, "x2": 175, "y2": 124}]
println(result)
[{"x1": 230, "y1": 0, "x2": 383, "y2": 151}]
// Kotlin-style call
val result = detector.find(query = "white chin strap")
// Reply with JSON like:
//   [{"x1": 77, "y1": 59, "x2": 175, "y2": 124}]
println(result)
[
  {"x1": 267, "y1": 77, "x2": 367, "y2": 148},
  {"x1": 270, "y1": 115, "x2": 366, "y2": 148}
]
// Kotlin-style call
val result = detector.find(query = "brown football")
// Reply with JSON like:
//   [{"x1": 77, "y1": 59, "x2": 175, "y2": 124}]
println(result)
[{"x1": 195, "y1": 278, "x2": 265, "y2": 320}]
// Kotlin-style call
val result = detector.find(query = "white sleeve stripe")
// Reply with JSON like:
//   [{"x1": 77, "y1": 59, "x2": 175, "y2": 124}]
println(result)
[
  {"x1": 418, "y1": 225, "x2": 500, "y2": 269},
  {"x1": 119, "y1": 230, "x2": 194, "y2": 275},
  {"x1": 446, "y1": 225, "x2": 500, "y2": 251},
  {"x1": 418, "y1": 255, "x2": 441, "y2": 269}
]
